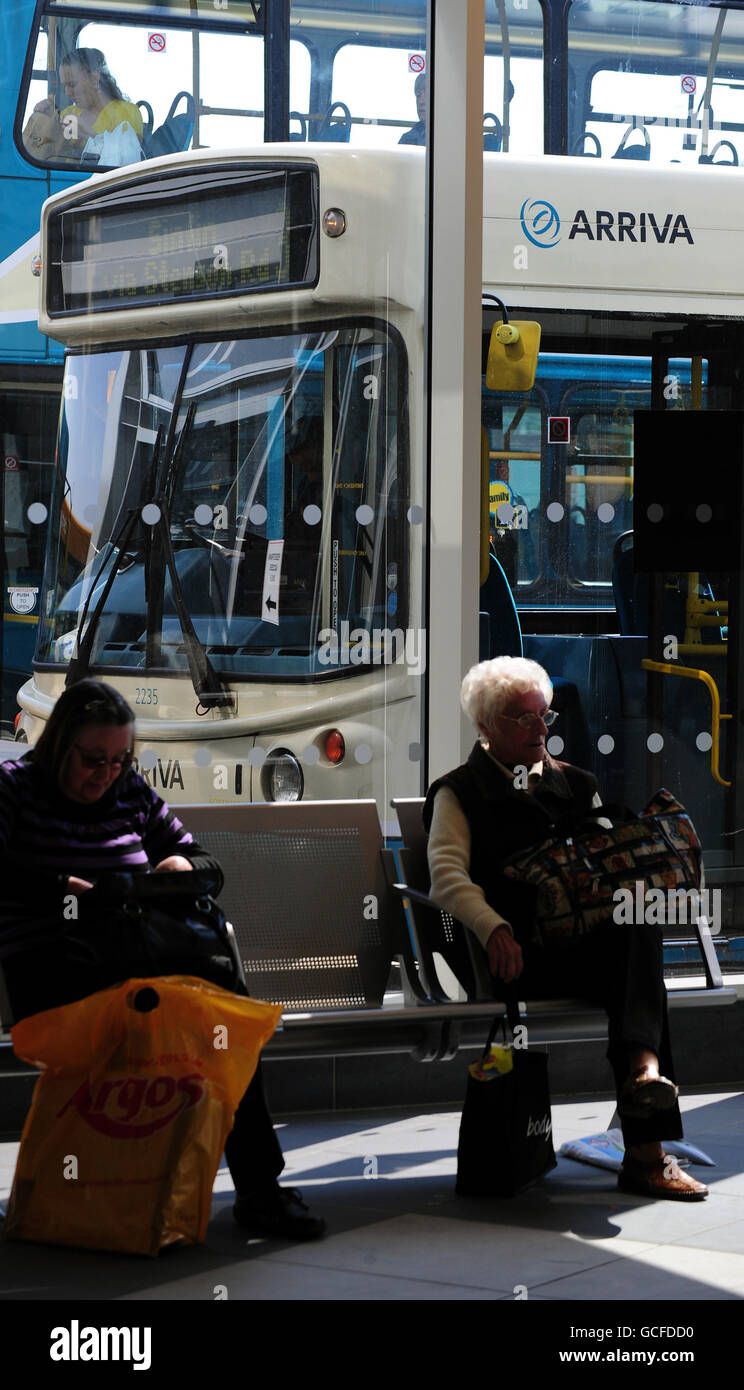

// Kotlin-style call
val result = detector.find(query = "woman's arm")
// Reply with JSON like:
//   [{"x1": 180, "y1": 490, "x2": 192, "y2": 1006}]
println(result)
[
  {"x1": 427, "y1": 787, "x2": 523, "y2": 981},
  {"x1": 141, "y1": 785, "x2": 224, "y2": 892}
]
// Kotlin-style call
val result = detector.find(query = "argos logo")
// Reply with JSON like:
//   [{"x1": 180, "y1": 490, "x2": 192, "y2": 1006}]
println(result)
[{"x1": 58, "y1": 1073, "x2": 205, "y2": 1139}]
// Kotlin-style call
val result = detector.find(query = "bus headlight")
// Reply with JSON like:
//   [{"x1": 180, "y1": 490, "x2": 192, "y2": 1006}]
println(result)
[{"x1": 261, "y1": 749, "x2": 304, "y2": 802}]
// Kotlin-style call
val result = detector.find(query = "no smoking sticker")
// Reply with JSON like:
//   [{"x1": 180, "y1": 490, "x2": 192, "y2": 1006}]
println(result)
[
  {"x1": 408, "y1": 53, "x2": 426, "y2": 74},
  {"x1": 681, "y1": 75, "x2": 696, "y2": 95},
  {"x1": 148, "y1": 32, "x2": 166, "y2": 53},
  {"x1": 548, "y1": 416, "x2": 570, "y2": 444}
]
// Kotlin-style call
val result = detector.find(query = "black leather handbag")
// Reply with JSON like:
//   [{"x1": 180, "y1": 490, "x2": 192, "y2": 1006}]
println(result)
[
  {"x1": 456, "y1": 993, "x2": 556, "y2": 1198},
  {"x1": 67, "y1": 870, "x2": 243, "y2": 995}
]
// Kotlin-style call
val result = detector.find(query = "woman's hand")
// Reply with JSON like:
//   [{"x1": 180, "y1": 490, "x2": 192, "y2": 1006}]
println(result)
[
  {"x1": 153, "y1": 856, "x2": 194, "y2": 873},
  {"x1": 67, "y1": 876, "x2": 94, "y2": 893},
  {"x1": 486, "y1": 925, "x2": 523, "y2": 983},
  {"x1": 34, "y1": 97, "x2": 56, "y2": 115}
]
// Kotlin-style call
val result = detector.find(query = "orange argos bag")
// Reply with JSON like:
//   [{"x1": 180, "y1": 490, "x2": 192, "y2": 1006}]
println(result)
[{"x1": 4, "y1": 976, "x2": 281, "y2": 1256}]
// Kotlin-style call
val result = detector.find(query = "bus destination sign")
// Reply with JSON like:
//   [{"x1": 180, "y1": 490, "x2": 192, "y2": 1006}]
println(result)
[{"x1": 47, "y1": 164, "x2": 319, "y2": 314}]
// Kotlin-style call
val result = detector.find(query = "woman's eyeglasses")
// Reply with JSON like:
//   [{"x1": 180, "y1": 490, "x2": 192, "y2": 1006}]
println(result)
[
  {"x1": 74, "y1": 745, "x2": 134, "y2": 770},
  {"x1": 497, "y1": 709, "x2": 558, "y2": 730}
]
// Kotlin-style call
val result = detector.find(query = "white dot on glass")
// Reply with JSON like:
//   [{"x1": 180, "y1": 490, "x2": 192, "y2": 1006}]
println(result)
[
  {"x1": 27, "y1": 503, "x2": 48, "y2": 526},
  {"x1": 356, "y1": 504, "x2": 374, "y2": 526},
  {"x1": 408, "y1": 742, "x2": 423, "y2": 763},
  {"x1": 193, "y1": 747, "x2": 212, "y2": 767},
  {"x1": 496, "y1": 503, "x2": 514, "y2": 525},
  {"x1": 696, "y1": 731, "x2": 713, "y2": 753},
  {"x1": 696, "y1": 503, "x2": 712, "y2": 524},
  {"x1": 354, "y1": 743, "x2": 372, "y2": 765},
  {"x1": 647, "y1": 732, "x2": 664, "y2": 753},
  {"x1": 301, "y1": 745, "x2": 320, "y2": 765},
  {"x1": 597, "y1": 503, "x2": 615, "y2": 524},
  {"x1": 303, "y1": 504, "x2": 321, "y2": 526},
  {"x1": 141, "y1": 503, "x2": 161, "y2": 526},
  {"x1": 547, "y1": 735, "x2": 564, "y2": 756},
  {"x1": 546, "y1": 502, "x2": 564, "y2": 523},
  {"x1": 249, "y1": 748, "x2": 266, "y2": 767},
  {"x1": 249, "y1": 504, "x2": 267, "y2": 526},
  {"x1": 194, "y1": 504, "x2": 212, "y2": 526},
  {"x1": 138, "y1": 748, "x2": 157, "y2": 771},
  {"x1": 597, "y1": 735, "x2": 615, "y2": 755},
  {"x1": 647, "y1": 503, "x2": 663, "y2": 523},
  {"x1": 83, "y1": 505, "x2": 99, "y2": 526},
  {"x1": 407, "y1": 505, "x2": 424, "y2": 525}
]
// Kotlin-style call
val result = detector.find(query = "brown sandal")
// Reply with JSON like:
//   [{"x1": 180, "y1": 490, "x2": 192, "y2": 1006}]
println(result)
[
  {"x1": 618, "y1": 1154, "x2": 708, "y2": 1201},
  {"x1": 618, "y1": 1067, "x2": 679, "y2": 1120}
]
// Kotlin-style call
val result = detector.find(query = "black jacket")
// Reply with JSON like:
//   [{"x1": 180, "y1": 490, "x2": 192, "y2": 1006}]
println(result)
[{"x1": 423, "y1": 741, "x2": 597, "y2": 934}]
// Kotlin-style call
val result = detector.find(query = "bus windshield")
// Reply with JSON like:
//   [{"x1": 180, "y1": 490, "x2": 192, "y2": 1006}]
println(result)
[{"x1": 37, "y1": 326, "x2": 407, "y2": 679}]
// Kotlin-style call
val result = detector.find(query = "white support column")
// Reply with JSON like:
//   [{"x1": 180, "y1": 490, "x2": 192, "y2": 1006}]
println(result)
[{"x1": 426, "y1": 0, "x2": 485, "y2": 781}]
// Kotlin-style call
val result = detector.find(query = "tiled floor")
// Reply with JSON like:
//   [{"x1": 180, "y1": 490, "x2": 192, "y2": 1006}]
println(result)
[{"x1": 1, "y1": 1088, "x2": 742, "y2": 1302}]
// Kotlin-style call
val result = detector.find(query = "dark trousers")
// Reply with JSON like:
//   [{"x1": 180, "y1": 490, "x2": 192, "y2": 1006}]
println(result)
[
  {"x1": 512, "y1": 920, "x2": 684, "y2": 1147},
  {"x1": 4, "y1": 949, "x2": 285, "y2": 1195}
]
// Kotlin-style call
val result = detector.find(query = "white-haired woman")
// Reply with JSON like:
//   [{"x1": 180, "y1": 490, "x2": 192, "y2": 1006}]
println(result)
[{"x1": 424, "y1": 655, "x2": 707, "y2": 1201}]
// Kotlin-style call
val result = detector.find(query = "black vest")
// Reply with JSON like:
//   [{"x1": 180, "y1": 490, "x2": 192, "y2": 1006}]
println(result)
[{"x1": 423, "y1": 742, "x2": 597, "y2": 934}]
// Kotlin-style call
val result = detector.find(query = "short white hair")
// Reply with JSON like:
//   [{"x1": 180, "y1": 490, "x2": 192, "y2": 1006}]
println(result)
[{"x1": 460, "y1": 656, "x2": 553, "y2": 732}]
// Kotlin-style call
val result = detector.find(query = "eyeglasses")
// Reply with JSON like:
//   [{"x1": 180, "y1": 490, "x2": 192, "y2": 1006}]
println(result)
[
  {"x1": 497, "y1": 709, "x2": 558, "y2": 730},
  {"x1": 74, "y1": 745, "x2": 134, "y2": 771}
]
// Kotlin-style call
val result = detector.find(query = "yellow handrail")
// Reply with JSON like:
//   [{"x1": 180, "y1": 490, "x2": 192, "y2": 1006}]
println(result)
[{"x1": 641, "y1": 659, "x2": 732, "y2": 787}]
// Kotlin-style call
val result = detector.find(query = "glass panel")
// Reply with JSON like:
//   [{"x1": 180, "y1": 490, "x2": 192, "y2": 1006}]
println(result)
[
  {"x1": 483, "y1": 0, "x2": 544, "y2": 156},
  {"x1": 315, "y1": 0, "x2": 543, "y2": 151},
  {"x1": 38, "y1": 327, "x2": 406, "y2": 680},
  {"x1": 481, "y1": 313, "x2": 713, "y2": 610},
  {"x1": 18, "y1": 5, "x2": 310, "y2": 169},
  {"x1": 568, "y1": 0, "x2": 744, "y2": 165},
  {"x1": 47, "y1": 0, "x2": 261, "y2": 19},
  {"x1": 1, "y1": 387, "x2": 60, "y2": 729}
]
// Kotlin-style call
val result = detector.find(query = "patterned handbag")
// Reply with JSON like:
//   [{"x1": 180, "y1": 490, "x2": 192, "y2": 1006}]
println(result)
[{"x1": 500, "y1": 788, "x2": 702, "y2": 944}]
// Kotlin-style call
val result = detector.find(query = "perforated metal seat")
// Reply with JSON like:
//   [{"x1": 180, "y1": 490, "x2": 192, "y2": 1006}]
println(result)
[{"x1": 179, "y1": 801, "x2": 415, "y2": 1011}]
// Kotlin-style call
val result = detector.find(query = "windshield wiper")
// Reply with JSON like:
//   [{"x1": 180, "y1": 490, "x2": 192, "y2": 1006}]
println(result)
[
  {"x1": 151, "y1": 401, "x2": 234, "y2": 713},
  {"x1": 65, "y1": 503, "x2": 142, "y2": 688}
]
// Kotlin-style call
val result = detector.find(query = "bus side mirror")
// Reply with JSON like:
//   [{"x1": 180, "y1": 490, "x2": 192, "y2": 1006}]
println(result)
[{"x1": 485, "y1": 320, "x2": 541, "y2": 392}]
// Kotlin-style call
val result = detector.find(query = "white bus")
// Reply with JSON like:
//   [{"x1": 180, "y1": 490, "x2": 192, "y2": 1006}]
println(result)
[{"x1": 17, "y1": 148, "x2": 744, "y2": 905}]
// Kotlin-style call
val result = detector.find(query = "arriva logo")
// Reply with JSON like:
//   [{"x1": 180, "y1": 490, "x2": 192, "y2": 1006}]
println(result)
[
  {"x1": 520, "y1": 198, "x2": 561, "y2": 248},
  {"x1": 519, "y1": 198, "x2": 694, "y2": 248}
]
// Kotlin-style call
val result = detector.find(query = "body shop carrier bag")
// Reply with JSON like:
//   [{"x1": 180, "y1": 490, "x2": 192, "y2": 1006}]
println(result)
[{"x1": 500, "y1": 788, "x2": 702, "y2": 945}]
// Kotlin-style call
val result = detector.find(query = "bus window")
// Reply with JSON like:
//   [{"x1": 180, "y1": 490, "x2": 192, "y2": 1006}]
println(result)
[
  {"x1": 17, "y1": 2, "x2": 308, "y2": 170},
  {"x1": 481, "y1": 394, "x2": 543, "y2": 590},
  {"x1": 568, "y1": 0, "x2": 744, "y2": 165},
  {"x1": 38, "y1": 327, "x2": 407, "y2": 680}
]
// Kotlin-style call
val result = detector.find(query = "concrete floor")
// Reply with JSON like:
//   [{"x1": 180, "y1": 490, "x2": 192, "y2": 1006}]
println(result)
[{"x1": 1, "y1": 1087, "x2": 743, "y2": 1304}]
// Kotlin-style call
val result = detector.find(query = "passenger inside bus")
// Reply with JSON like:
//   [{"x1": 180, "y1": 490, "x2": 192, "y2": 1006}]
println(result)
[
  {"x1": 425, "y1": 656, "x2": 709, "y2": 1201},
  {"x1": 24, "y1": 48, "x2": 142, "y2": 166},
  {"x1": 399, "y1": 72, "x2": 427, "y2": 146}
]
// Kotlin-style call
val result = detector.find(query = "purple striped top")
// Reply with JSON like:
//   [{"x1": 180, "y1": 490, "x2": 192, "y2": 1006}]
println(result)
[{"x1": 0, "y1": 757, "x2": 221, "y2": 889}]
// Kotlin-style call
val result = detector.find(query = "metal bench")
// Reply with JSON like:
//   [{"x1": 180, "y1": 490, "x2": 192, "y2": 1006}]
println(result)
[{"x1": 1, "y1": 795, "x2": 737, "y2": 1081}]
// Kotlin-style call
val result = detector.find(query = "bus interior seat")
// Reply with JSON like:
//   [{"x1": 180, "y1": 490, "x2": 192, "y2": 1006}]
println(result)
[
  {"x1": 699, "y1": 140, "x2": 738, "y2": 165},
  {"x1": 572, "y1": 132, "x2": 601, "y2": 157},
  {"x1": 613, "y1": 124, "x2": 650, "y2": 160},
  {"x1": 480, "y1": 552, "x2": 592, "y2": 766},
  {"x1": 311, "y1": 102, "x2": 352, "y2": 142},
  {"x1": 612, "y1": 530, "x2": 722, "y2": 642},
  {"x1": 289, "y1": 111, "x2": 307, "y2": 141},
  {"x1": 144, "y1": 92, "x2": 196, "y2": 158},
  {"x1": 482, "y1": 113, "x2": 502, "y2": 151},
  {"x1": 137, "y1": 100, "x2": 154, "y2": 146}
]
